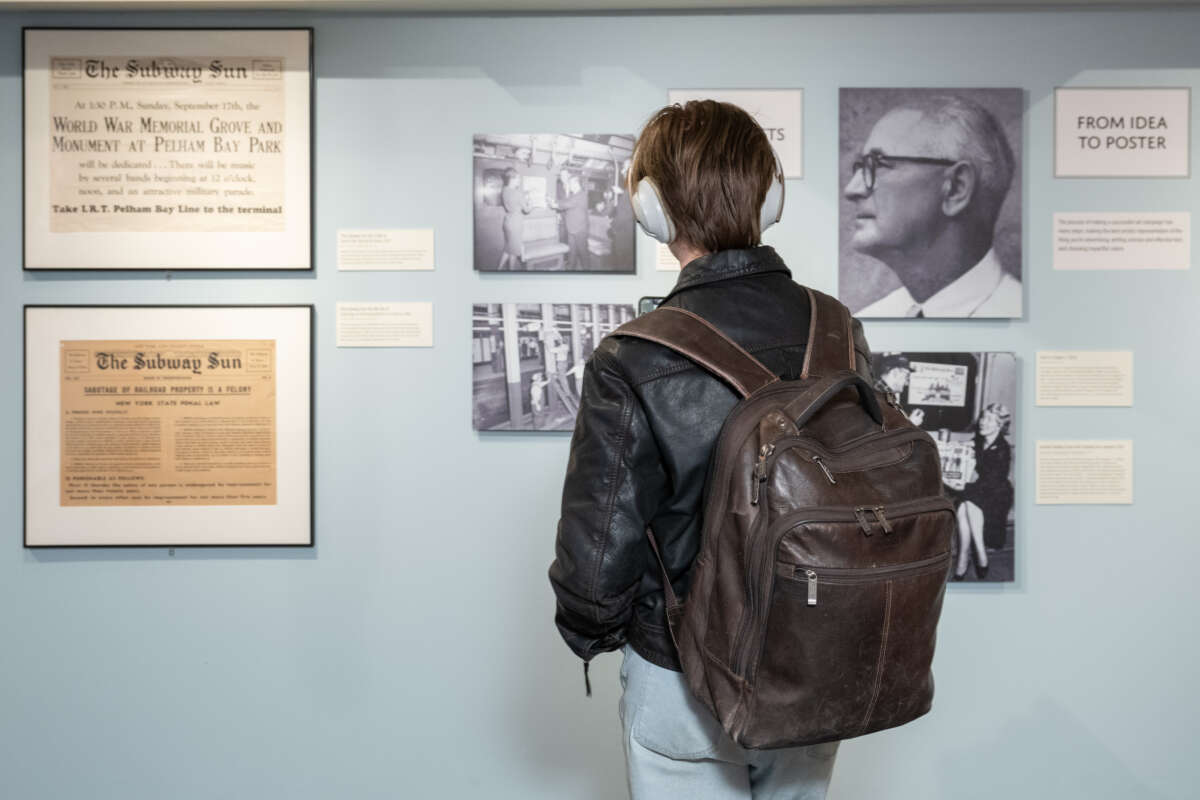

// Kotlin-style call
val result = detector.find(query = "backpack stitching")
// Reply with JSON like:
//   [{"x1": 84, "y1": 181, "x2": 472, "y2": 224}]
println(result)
[{"x1": 860, "y1": 581, "x2": 894, "y2": 732}]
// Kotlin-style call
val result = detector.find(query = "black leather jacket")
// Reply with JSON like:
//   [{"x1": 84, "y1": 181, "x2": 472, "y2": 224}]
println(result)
[{"x1": 549, "y1": 246, "x2": 875, "y2": 671}]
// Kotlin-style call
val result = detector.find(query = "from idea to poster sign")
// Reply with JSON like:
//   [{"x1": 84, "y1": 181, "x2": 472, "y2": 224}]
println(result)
[{"x1": 1054, "y1": 87, "x2": 1190, "y2": 178}]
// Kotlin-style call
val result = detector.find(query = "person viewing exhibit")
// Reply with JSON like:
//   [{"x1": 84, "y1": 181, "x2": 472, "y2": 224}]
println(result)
[
  {"x1": 549, "y1": 100, "x2": 883, "y2": 798},
  {"x1": 8, "y1": 7, "x2": 1200, "y2": 800}
]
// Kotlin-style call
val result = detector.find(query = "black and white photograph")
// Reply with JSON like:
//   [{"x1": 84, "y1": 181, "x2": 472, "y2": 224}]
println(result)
[
  {"x1": 473, "y1": 134, "x2": 636, "y2": 273},
  {"x1": 872, "y1": 351, "x2": 1017, "y2": 583},
  {"x1": 472, "y1": 303, "x2": 634, "y2": 431},
  {"x1": 840, "y1": 88, "x2": 1023, "y2": 318}
]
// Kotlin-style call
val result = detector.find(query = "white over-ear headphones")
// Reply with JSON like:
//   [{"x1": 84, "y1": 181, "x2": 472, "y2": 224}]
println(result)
[{"x1": 630, "y1": 151, "x2": 786, "y2": 245}]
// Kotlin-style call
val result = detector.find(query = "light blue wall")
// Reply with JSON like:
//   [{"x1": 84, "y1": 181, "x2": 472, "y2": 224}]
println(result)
[{"x1": 2, "y1": 7, "x2": 1198, "y2": 799}]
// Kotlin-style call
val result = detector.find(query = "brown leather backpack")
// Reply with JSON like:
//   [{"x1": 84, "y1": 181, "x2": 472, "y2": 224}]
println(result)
[{"x1": 612, "y1": 287, "x2": 954, "y2": 750}]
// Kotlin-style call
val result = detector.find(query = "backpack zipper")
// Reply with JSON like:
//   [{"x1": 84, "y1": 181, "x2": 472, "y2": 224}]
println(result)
[
  {"x1": 789, "y1": 552, "x2": 951, "y2": 606},
  {"x1": 749, "y1": 428, "x2": 931, "y2": 506},
  {"x1": 751, "y1": 443, "x2": 776, "y2": 505},
  {"x1": 769, "y1": 429, "x2": 930, "y2": 477},
  {"x1": 702, "y1": 383, "x2": 806, "y2": 521},
  {"x1": 812, "y1": 456, "x2": 837, "y2": 485},
  {"x1": 731, "y1": 496, "x2": 954, "y2": 678}
]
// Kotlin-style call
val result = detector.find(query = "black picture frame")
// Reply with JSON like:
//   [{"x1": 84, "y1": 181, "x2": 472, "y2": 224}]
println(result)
[
  {"x1": 22, "y1": 27, "x2": 315, "y2": 272},
  {"x1": 24, "y1": 304, "x2": 315, "y2": 548}
]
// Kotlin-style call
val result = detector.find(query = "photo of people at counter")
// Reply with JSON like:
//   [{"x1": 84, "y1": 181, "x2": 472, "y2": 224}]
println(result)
[{"x1": 472, "y1": 133, "x2": 636, "y2": 273}]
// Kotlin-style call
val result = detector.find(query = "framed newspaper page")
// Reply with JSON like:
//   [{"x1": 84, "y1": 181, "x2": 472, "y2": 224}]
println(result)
[
  {"x1": 24, "y1": 305, "x2": 313, "y2": 547},
  {"x1": 23, "y1": 28, "x2": 313, "y2": 270}
]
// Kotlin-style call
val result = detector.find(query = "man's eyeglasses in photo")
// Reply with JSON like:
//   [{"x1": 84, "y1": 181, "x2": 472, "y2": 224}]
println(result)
[{"x1": 850, "y1": 151, "x2": 958, "y2": 191}]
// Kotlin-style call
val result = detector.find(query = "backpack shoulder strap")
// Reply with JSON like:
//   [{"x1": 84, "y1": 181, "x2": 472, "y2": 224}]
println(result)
[
  {"x1": 802, "y1": 287, "x2": 858, "y2": 378},
  {"x1": 611, "y1": 307, "x2": 778, "y2": 398}
]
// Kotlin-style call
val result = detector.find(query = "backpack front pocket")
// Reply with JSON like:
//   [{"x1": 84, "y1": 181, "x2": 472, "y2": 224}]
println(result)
[{"x1": 733, "y1": 503, "x2": 952, "y2": 749}]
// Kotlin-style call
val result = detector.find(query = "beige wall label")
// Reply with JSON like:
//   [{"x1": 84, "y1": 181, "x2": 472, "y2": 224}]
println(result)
[
  {"x1": 1035, "y1": 440, "x2": 1133, "y2": 505},
  {"x1": 337, "y1": 229, "x2": 435, "y2": 271},
  {"x1": 1036, "y1": 351, "x2": 1133, "y2": 406},
  {"x1": 336, "y1": 302, "x2": 434, "y2": 347},
  {"x1": 59, "y1": 339, "x2": 277, "y2": 506},
  {"x1": 655, "y1": 242, "x2": 679, "y2": 272},
  {"x1": 1053, "y1": 213, "x2": 1189, "y2": 270},
  {"x1": 1054, "y1": 88, "x2": 1190, "y2": 178}
]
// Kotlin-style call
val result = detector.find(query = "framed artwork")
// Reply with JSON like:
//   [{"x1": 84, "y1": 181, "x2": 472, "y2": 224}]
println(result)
[
  {"x1": 25, "y1": 305, "x2": 313, "y2": 547},
  {"x1": 472, "y1": 302, "x2": 635, "y2": 431},
  {"x1": 473, "y1": 134, "x2": 636, "y2": 274},
  {"x1": 23, "y1": 27, "x2": 313, "y2": 270},
  {"x1": 839, "y1": 88, "x2": 1023, "y2": 318}
]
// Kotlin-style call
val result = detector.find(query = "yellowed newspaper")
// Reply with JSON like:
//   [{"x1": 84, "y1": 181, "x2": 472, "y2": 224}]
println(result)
[{"x1": 60, "y1": 339, "x2": 276, "y2": 506}]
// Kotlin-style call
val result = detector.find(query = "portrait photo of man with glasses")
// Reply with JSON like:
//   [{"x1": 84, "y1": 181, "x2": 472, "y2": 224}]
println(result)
[{"x1": 839, "y1": 88, "x2": 1023, "y2": 318}]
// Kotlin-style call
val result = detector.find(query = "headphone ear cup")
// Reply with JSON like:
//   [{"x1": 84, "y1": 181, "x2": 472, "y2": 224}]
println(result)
[
  {"x1": 631, "y1": 177, "x2": 676, "y2": 244},
  {"x1": 759, "y1": 154, "x2": 785, "y2": 236}
]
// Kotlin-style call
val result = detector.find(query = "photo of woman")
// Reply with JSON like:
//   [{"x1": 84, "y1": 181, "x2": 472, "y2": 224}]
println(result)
[
  {"x1": 497, "y1": 167, "x2": 531, "y2": 270},
  {"x1": 871, "y1": 351, "x2": 1017, "y2": 582},
  {"x1": 954, "y1": 402, "x2": 1015, "y2": 580}
]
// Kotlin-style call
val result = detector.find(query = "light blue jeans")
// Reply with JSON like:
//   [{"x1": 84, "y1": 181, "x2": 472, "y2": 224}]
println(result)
[{"x1": 619, "y1": 646, "x2": 839, "y2": 800}]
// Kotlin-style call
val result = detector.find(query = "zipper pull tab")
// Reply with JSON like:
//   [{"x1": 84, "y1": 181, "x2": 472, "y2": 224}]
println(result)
[
  {"x1": 751, "y1": 443, "x2": 775, "y2": 506},
  {"x1": 805, "y1": 569, "x2": 818, "y2": 606},
  {"x1": 872, "y1": 506, "x2": 894, "y2": 534},
  {"x1": 854, "y1": 507, "x2": 874, "y2": 536},
  {"x1": 812, "y1": 455, "x2": 836, "y2": 485}
]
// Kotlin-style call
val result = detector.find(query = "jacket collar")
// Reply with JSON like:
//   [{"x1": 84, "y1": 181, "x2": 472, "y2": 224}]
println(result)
[{"x1": 662, "y1": 246, "x2": 791, "y2": 303}]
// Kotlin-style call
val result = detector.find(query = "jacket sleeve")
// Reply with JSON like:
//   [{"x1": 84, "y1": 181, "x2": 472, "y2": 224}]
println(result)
[
  {"x1": 548, "y1": 348, "x2": 669, "y2": 662},
  {"x1": 851, "y1": 316, "x2": 875, "y2": 383}
]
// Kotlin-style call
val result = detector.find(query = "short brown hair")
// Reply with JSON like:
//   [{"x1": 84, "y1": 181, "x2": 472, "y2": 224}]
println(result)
[{"x1": 630, "y1": 100, "x2": 776, "y2": 252}]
